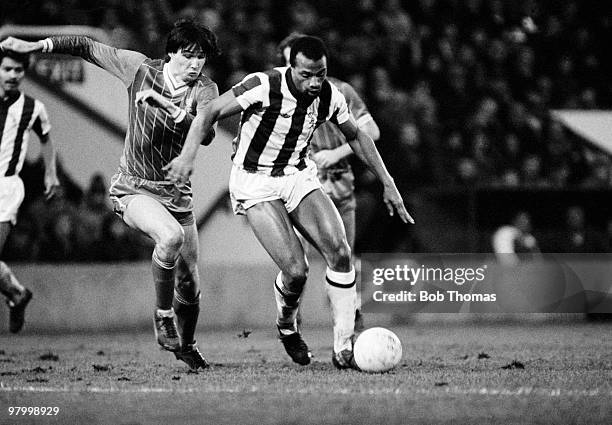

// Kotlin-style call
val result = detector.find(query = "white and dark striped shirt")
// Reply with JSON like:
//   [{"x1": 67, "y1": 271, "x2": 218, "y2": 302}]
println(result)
[
  {"x1": 310, "y1": 77, "x2": 374, "y2": 173},
  {"x1": 231, "y1": 67, "x2": 350, "y2": 176},
  {"x1": 0, "y1": 92, "x2": 51, "y2": 177}
]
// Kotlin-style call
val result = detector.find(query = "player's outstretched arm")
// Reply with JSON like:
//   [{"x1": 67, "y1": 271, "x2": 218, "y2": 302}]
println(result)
[
  {"x1": 340, "y1": 120, "x2": 414, "y2": 224},
  {"x1": 163, "y1": 89, "x2": 243, "y2": 183},
  {"x1": 0, "y1": 37, "x2": 43, "y2": 53},
  {"x1": 1, "y1": 36, "x2": 144, "y2": 87}
]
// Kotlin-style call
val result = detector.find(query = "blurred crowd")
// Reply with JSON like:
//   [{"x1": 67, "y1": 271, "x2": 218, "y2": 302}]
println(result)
[
  {"x1": 2, "y1": 0, "x2": 612, "y2": 258},
  {"x1": 3, "y1": 0, "x2": 611, "y2": 191},
  {"x1": 4, "y1": 162, "x2": 152, "y2": 263}
]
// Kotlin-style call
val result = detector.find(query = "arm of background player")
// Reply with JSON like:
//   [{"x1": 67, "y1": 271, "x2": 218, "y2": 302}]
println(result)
[
  {"x1": 313, "y1": 82, "x2": 381, "y2": 168},
  {"x1": 0, "y1": 36, "x2": 145, "y2": 87},
  {"x1": 339, "y1": 118, "x2": 414, "y2": 224},
  {"x1": 31, "y1": 102, "x2": 59, "y2": 199},
  {"x1": 163, "y1": 90, "x2": 244, "y2": 182},
  {"x1": 38, "y1": 132, "x2": 60, "y2": 200},
  {"x1": 312, "y1": 117, "x2": 380, "y2": 168}
]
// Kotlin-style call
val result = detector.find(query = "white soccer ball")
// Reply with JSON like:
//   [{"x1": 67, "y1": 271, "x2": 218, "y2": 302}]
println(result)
[{"x1": 353, "y1": 327, "x2": 402, "y2": 373}]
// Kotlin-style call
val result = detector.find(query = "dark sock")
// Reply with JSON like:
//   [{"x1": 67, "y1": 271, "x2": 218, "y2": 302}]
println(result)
[
  {"x1": 152, "y1": 250, "x2": 176, "y2": 310},
  {"x1": 173, "y1": 299, "x2": 199, "y2": 347}
]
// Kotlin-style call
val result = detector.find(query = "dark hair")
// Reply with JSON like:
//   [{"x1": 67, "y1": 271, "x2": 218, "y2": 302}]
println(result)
[
  {"x1": 289, "y1": 36, "x2": 328, "y2": 67},
  {"x1": 277, "y1": 32, "x2": 306, "y2": 57},
  {"x1": 0, "y1": 49, "x2": 30, "y2": 69},
  {"x1": 165, "y1": 19, "x2": 221, "y2": 59}
]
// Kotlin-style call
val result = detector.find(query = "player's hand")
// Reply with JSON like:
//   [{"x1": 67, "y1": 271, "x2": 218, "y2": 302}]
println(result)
[
  {"x1": 44, "y1": 173, "x2": 60, "y2": 201},
  {"x1": 0, "y1": 37, "x2": 41, "y2": 53},
  {"x1": 135, "y1": 89, "x2": 171, "y2": 110},
  {"x1": 382, "y1": 181, "x2": 414, "y2": 224},
  {"x1": 163, "y1": 155, "x2": 193, "y2": 184},
  {"x1": 311, "y1": 149, "x2": 341, "y2": 169}
]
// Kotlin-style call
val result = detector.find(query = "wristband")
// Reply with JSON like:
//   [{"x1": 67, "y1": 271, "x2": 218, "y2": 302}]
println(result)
[
  {"x1": 41, "y1": 38, "x2": 53, "y2": 53},
  {"x1": 171, "y1": 108, "x2": 186, "y2": 123}
]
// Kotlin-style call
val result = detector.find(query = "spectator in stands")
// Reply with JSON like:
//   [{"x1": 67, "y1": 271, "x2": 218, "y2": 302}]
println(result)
[
  {"x1": 75, "y1": 173, "x2": 113, "y2": 260},
  {"x1": 552, "y1": 206, "x2": 607, "y2": 253},
  {"x1": 492, "y1": 210, "x2": 540, "y2": 265}
]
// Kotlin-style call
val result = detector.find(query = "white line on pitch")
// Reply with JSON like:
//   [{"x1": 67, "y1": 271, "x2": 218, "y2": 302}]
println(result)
[{"x1": 0, "y1": 384, "x2": 610, "y2": 397}]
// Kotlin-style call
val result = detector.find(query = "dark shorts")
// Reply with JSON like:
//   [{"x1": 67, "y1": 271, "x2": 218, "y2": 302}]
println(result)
[{"x1": 109, "y1": 172, "x2": 195, "y2": 226}]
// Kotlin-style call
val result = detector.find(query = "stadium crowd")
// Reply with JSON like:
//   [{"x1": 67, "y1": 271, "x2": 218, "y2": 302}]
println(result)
[
  {"x1": 3, "y1": 0, "x2": 611, "y2": 190},
  {"x1": 2, "y1": 0, "x2": 612, "y2": 258}
]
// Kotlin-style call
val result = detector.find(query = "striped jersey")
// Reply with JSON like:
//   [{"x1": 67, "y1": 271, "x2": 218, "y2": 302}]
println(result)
[
  {"x1": 310, "y1": 77, "x2": 374, "y2": 172},
  {"x1": 49, "y1": 36, "x2": 218, "y2": 182},
  {"x1": 231, "y1": 67, "x2": 350, "y2": 176},
  {"x1": 0, "y1": 92, "x2": 51, "y2": 177}
]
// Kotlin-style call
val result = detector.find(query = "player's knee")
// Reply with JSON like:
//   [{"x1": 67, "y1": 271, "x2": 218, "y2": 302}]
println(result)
[
  {"x1": 284, "y1": 262, "x2": 309, "y2": 288},
  {"x1": 158, "y1": 225, "x2": 185, "y2": 255}
]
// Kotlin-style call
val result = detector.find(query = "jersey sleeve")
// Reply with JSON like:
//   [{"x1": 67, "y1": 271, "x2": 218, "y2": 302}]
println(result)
[
  {"x1": 340, "y1": 82, "x2": 373, "y2": 128},
  {"x1": 231, "y1": 73, "x2": 269, "y2": 110},
  {"x1": 329, "y1": 84, "x2": 350, "y2": 125},
  {"x1": 31, "y1": 100, "x2": 52, "y2": 140},
  {"x1": 48, "y1": 36, "x2": 146, "y2": 87}
]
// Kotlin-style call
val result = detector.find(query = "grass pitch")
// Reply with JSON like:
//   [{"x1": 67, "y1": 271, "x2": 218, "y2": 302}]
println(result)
[{"x1": 1, "y1": 320, "x2": 611, "y2": 424}]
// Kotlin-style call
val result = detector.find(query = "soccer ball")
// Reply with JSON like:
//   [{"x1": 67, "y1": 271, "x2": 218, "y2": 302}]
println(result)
[{"x1": 353, "y1": 327, "x2": 402, "y2": 373}]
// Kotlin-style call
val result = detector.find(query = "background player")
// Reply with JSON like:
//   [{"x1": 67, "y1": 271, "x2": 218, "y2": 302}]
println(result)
[
  {"x1": 163, "y1": 36, "x2": 414, "y2": 369},
  {"x1": 278, "y1": 33, "x2": 381, "y2": 332},
  {"x1": 0, "y1": 48, "x2": 59, "y2": 333},
  {"x1": 0, "y1": 20, "x2": 219, "y2": 369}
]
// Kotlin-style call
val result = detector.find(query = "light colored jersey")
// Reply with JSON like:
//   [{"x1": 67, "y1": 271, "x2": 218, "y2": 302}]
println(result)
[
  {"x1": 310, "y1": 77, "x2": 373, "y2": 172},
  {"x1": 0, "y1": 93, "x2": 50, "y2": 177},
  {"x1": 231, "y1": 67, "x2": 350, "y2": 176},
  {"x1": 49, "y1": 36, "x2": 218, "y2": 181}
]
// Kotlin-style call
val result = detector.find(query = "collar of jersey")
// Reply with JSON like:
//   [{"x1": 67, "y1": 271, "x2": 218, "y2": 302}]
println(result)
[
  {"x1": 0, "y1": 91, "x2": 21, "y2": 108},
  {"x1": 163, "y1": 63, "x2": 189, "y2": 96}
]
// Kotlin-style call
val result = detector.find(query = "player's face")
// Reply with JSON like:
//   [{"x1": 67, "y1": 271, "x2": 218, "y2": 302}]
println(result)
[
  {"x1": 167, "y1": 44, "x2": 206, "y2": 84},
  {"x1": 0, "y1": 57, "x2": 25, "y2": 96},
  {"x1": 291, "y1": 52, "x2": 327, "y2": 98}
]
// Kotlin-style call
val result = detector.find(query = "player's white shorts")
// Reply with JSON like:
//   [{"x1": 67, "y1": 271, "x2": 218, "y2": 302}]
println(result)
[
  {"x1": 0, "y1": 176, "x2": 25, "y2": 225},
  {"x1": 229, "y1": 160, "x2": 322, "y2": 215}
]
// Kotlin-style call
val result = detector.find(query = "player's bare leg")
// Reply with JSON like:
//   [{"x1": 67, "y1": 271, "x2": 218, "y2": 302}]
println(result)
[
  {"x1": 246, "y1": 200, "x2": 311, "y2": 365},
  {"x1": 0, "y1": 222, "x2": 32, "y2": 333},
  {"x1": 335, "y1": 196, "x2": 364, "y2": 332},
  {"x1": 172, "y1": 222, "x2": 209, "y2": 370},
  {"x1": 290, "y1": 190, "x2": 358, "y2": 369},
  {"x1": 122, "y1": 195, "x2": 183, "y2": 352}
]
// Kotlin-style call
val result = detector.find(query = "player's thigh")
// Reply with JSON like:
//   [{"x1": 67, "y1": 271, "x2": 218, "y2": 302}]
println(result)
[
  {"x1": 290, "y1": 189, "x2": 349, "y2": 257},
  {"x1": 122, "y1": 195, "x2": 183, "y2": 244},
  {"x1": 246, "y1": 200, "x2": 307, "y2": 274}
]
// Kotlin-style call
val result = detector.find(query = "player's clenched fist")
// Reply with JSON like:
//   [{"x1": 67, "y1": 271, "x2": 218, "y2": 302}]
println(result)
[{"x1": 0, "y1": 37, "x2": 42, "y2": 53}]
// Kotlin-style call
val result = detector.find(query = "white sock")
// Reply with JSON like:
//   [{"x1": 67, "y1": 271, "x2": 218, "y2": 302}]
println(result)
[
  {"x1": 274, "y1": 272, "x2": 301, "y2": 333},
  {"x1": 326, "y1": 267, "x2": 356, "y2": 353},
  {"x1": 156, "y1": 308, "x2": 175, "y2": 318},
  {"x1": 0, "y1": 261, "x2": 26, "y2": 300}
]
